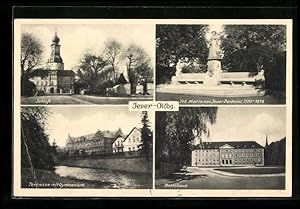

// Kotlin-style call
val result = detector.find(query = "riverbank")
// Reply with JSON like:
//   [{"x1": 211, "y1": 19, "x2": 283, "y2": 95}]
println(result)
[
  {"x1": 21, "y1": 168, "x2": 110, "y2": 188},
  {"x1": 59, "y1": 155, "x2": 152, "y2": 174}
]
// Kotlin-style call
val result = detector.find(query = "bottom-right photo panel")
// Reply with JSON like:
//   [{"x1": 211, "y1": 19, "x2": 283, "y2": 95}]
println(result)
[{"x1": 155, "y1": 106, "x2": 287, "y2": 190}]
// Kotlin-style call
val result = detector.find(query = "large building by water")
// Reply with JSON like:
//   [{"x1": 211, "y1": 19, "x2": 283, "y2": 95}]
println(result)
[
  {"x1": 29, "y1": 32, "x2": 75, "y2": 94},
  {"x1": 64, "y1": 127, "x2": 142, "y2": 156},
  {"x1": 191, "y1": 141, "x2": 264, "y2": 167}
]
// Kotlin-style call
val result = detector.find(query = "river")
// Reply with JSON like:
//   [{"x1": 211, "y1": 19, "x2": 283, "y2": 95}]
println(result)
[{"x1": 55, "y1": 166, "x2": 152, "y2": 189}]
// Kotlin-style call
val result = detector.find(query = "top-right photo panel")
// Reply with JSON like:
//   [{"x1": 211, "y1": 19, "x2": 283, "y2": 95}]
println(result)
[{"x1": 156, "y1": 22, "x2": 291, "y2": 105}]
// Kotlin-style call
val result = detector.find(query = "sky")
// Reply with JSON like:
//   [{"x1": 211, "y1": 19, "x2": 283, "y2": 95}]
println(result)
[
  {"x1": 45, "y1": 107, "x2": 154, "y2": 147},
  {"x1": 21, "y1": 23, "x2": 155, "y2": 71},
  {"x1": 202, "y1": 107, "x2": 286, "y2": 146},
  {"x1": 20, "y1": 23, "x2": 222, "y2": 72}
]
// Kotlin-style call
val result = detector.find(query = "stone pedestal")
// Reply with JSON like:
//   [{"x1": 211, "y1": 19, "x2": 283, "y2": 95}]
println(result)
[
  {"x1": 203, "y1": 59, "x2": 222, "y2": 86},
  {"x1": 203, "y1": 73, "x2": 219, "y2": 86}
]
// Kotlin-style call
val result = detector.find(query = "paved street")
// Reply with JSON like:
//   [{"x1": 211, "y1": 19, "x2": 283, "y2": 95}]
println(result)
[
  {"x1": 156, "y1": 167, "x2": 285, "y2": 189},
  {"x1": 21, "y1": 95, "x2": 153, "y2": 105}
]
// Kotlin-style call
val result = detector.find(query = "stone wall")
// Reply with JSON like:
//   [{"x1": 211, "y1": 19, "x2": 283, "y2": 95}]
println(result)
[{"x1": 59, "y1": 156, "x2": 152, "y2": 174}]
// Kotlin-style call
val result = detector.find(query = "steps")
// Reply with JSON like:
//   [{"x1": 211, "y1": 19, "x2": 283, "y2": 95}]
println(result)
[{"x1": 156, "y1": 84, "x2": 265, "y2": 97}]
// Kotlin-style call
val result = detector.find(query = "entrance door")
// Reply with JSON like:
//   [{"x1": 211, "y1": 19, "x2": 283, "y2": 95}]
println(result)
[{"x1": 50, "y1": 87, "x2": 54, "y2": 93}]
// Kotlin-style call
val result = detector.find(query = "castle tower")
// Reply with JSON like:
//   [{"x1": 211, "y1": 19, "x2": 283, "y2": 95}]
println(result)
[{"x1": 47, "y1": 32, "x2": 64, "y2": 70}]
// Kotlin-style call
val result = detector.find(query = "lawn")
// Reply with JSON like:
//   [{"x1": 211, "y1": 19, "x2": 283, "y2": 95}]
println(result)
[
  {"x1": 215, "y1": 167, "x2": 285, "y2": 175},
  {"x1": 72, "y1": 94, "x2": 153, "y2": 104}
]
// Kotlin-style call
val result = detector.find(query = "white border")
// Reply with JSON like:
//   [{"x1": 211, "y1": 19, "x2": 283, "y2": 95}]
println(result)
[{"x1": 14, "y1": 19, "x2": 292, "y2": 197}]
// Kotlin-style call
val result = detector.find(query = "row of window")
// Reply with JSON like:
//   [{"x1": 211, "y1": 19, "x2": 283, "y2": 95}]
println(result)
[
  {"x1": 114, "y1": 138, "x2": 141, "y2": 147},
  {"x1": 194, "y1": 149, "x2": 262, "y2": 153},
  {"x1": 194, "y1": 158, "x2": 262, "y2": 166},
  {"x1": 195, "y1": 162, "x2": 219, "y2": 165},
  {"x1": 221, "y1": 154, "x2": 232, "y2": 158},
  {"x1": 194, "y1": 156, "x2": 262, "y2": 161},
  {"x1": 127, "y1": 136, "x2": 140, "y2": 143},
  {"x1": 197, "y1": 159, "x2": 219, "y2": 162},
  {"x1": 235, "y1": 149, "x2": 261, "y2": 153},
  {"x1": 235, "y1": 158, "x2": 262, "y2": 163},
  {"x1": 194, "y1": 150, "x2": 218, "y2": 153},
  {"x1": 68, "y1": 141, "x2": 103, "y2": 148},
  {"x1": 113, "y1": 146, "x2": 137, "y2": 152},
  {"x1": 196, "y1": 152, "x2": 262, "y2": 159},
  {"x1": 35, "y1": 80, "x2": 57, "y2": 86},
  {"x1": 235, "y1": 153, "x2": 261, "y2": 157}
]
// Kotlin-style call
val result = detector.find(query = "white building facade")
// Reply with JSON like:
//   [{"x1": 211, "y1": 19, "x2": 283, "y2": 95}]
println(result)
[{"x1": 122, "y1": 127, "x2": 142, "y2": 152}]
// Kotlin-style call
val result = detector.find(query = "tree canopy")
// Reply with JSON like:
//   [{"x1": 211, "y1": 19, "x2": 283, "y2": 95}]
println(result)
[
  {"x1": 139, "y1": 111, "x2": 153, "y2": 158},
  {"x1": 221, "y1": 25, "x2": 286, "y2": 72},
  {"x1": 123, "y1": 44, "x2": 153, "y2": 84},
  {"x1": 220, "y1": 25, "x2": 286, "y2": 92},
  {"x1": 21, "y1": 33, "x2": 44, "y2": 80},
  {"x1": 76, "y1": 53, "x2": 109, "y2": 93},
  {"x1": 156, "y1": 107, "x2": 218, "y2": 169},
  {"x1": 76, "y1": 41, "x2": 153, "y2": 94},
  {"x1": 21, "y1": 107, "x2": 56, "y2": 172},
  {"x1": 103, "y1": 40, "x2": 123, "y2": 82},
  {"x1": 156, "y1": 25, "x2": 209, "y2": 84}
]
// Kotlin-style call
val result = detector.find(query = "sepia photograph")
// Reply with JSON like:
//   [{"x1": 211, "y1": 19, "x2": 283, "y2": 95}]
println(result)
[
  {"x1": 155, "y1": 107, "x2": 288, "y2": 190},
  {"x1": 12, "y1": 19, "x2": 293, "y2": 198},
  {"x1": 156, "y1": 23, "x2": 288, "y2": 105},
  {"x1": 16, "y1": 21, "x2": 154, "y2": 104},
  {"x1": 20, "y1": 106, "x2": 153, "y2": 189}
]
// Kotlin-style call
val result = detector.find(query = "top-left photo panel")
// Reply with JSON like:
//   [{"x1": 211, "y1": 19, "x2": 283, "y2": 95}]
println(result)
[{"x1": 14, "y1": 20, "x2": 155, "y2": 105}]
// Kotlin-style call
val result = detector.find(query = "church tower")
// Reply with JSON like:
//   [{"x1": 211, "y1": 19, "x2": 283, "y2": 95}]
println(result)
[
  {"x1": 47, "y1": 32, "x2": 64, "y2": 70},
  {"x1": 265, "y1": 133, "x2": 269, "y2": 148}
]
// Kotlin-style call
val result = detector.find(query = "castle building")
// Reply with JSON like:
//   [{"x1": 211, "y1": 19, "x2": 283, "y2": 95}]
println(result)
[
  {"x1": 29, "y1": 32, "x2": 75, "y2": 94},
  {"x1": 112, "y1": 127, "x2": 142, "y2": 153},
  {"x1": 191, "y1": 141, "x2": 264, "y2": 167}
]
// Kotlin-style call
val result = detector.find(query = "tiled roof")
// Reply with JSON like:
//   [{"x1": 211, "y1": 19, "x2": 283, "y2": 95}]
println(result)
[
  {"x1": 123, "y1": 127, "x2": 141, "y2": 141},
  {"x1": 67, "y1": 130, "x2": 121, "y2": 144},
  {"x1": 102, "y1": 130, "x2": 117, "y2": 138},
  {"x1": 112, "y1": 135, "x2": 125, "y2": 143},
  {"x1": 57, "y1": 70, "x2": 75, "y2": 76},
  {"x1": 31, "y1": 69, "x2": 49, "y2": 77},
  {"x1": 68, "y1": 133, "x2": 95, "y2": 143},
  {"x1": 192, "y1": 141, "x2": 264, "y2": 150}
]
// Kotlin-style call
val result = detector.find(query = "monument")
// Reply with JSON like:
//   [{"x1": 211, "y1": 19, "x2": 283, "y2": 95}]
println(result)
[
  {"x1": 161, "y1": 31, "x2": 266, "y2": 97},
  {"x1": 204, "y1": 31, "x2": 222, "y2": 86}
]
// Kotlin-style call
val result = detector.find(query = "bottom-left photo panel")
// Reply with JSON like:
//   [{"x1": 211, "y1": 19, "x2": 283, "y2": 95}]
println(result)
[{"x1": 19, "y1": 106, "x2": 153, "y2": 189}]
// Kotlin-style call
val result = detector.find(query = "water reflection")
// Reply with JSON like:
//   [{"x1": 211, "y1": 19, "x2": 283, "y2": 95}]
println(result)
[{"x1": 55, "y1": 166, "x2": 152, "y2": 189}]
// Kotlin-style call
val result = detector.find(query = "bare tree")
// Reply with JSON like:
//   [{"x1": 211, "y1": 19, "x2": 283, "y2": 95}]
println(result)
[
  {"x1": 123, "y1": 44, "x2": 150, "y2": 71},
  {"x1": 21, "y1": 33, "x2": 43, "y2": 80},
  {"x1": 122, "y1": 44, "x2": 152, "y2": 94},
  {"x1": 103, "y1": 40, "x2": 122, "y2": 81}
]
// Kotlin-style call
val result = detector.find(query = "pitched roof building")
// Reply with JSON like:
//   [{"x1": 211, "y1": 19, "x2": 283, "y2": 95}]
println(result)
[
  {"x1": 112, "y1": 127, "x2": 142, "y2": 153},
  {"x1": 65, "y1": 129, "x2": 124, "y2": 155},
  {"x1": 191, "y1": 141, "x2": 264, "y2": 167}
]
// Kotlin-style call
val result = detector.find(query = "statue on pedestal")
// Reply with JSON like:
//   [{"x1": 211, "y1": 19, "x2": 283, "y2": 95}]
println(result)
[
  {"x1": 204, "y1": 31, "x2": 223, "y2": 86},
  {"x1": 208, "y1": 31, "x2": 222, "y2": 60}
]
